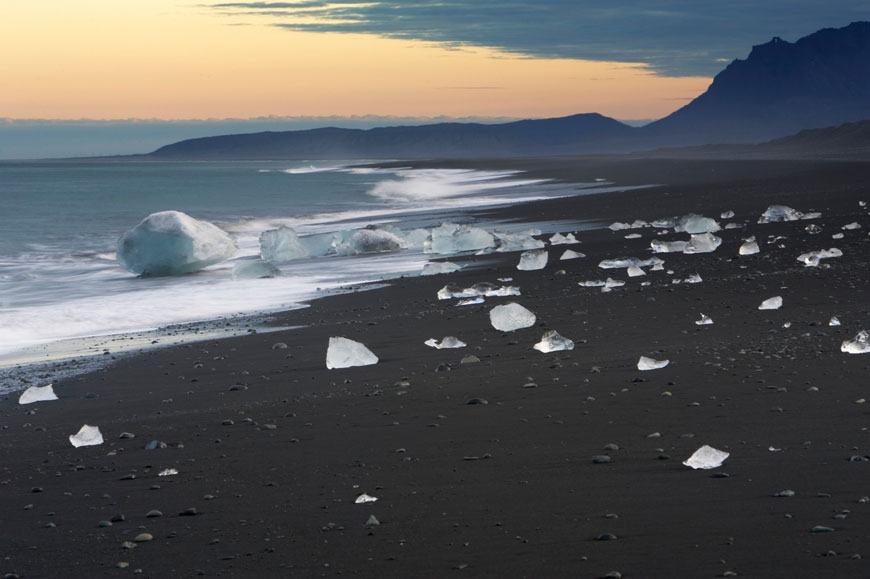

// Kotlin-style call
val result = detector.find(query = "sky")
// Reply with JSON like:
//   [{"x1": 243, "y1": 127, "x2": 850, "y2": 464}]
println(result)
[{"x1": 3, "y1": 1, "x2": 866, "y2": 125}]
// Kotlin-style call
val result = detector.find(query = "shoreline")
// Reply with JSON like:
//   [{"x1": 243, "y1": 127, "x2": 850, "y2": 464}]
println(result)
[{"x1": 3, "y1": 156, "x2": 870, "y2": 578}]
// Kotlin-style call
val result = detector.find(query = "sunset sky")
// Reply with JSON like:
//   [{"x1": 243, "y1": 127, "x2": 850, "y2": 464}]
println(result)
[{"x1": 2, "y1": 1, "x2": 867, "y2": 122}]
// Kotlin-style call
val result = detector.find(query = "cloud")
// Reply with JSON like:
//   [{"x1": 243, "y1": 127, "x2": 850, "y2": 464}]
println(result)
[{"x1": 206, "y1": 1, "x2": 870, "y2": 76}]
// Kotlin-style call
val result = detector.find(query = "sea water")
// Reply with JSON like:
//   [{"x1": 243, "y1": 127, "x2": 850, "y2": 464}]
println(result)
[{"x1": 0, "y1": 159, "x2": 621, "y2": 384}]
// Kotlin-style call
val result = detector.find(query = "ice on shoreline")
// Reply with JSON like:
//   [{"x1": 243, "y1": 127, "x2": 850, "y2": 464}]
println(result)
[
  {"x1": 517, "y1": 249, "x2": 548, "y2": 271},
  {"x1": 533, "y1": 330, "x2": 574, "y2": 353},
  {"x1": 758, "y1": 296, "x2": 783, "y2": 310},
  {"x1": 683, "y1": 445, "x2": 729, "y2": 469},
  {"x1": 637, "y1": 356, "x2": 669, "y2": 370},
  {"x1": 841, "y1": 330, "x2": 870, "y2": 354},
  {"x1": 326, "y1": 337, "x2": 379, "y2": 369},
  {"x1": 489, "y1": 303, "x2": 536, "y2": 332},
  {"x1": 69, "y1": 424, "x2": 104, "y2": 448},
  {"x1": 19, "y1": 384, "x2": 58, "y2": 405},
  {"x1": 424, "y1": 336, "x2": 467, "y2": 349}
]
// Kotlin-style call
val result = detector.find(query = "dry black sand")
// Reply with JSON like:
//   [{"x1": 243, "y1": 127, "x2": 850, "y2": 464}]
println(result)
[{"x1": 2, "y1": 158, "x2": 870, "y2": 578}]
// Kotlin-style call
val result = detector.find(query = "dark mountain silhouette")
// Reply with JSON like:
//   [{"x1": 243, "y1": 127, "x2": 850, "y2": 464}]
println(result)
[{"x1": 150, "y1": 22, "x2": 870, "y2": 159}]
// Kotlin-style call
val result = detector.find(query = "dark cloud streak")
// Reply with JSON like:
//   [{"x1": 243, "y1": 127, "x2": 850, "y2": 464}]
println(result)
[{"x1": 206, "y1": 1, "x2": 870, "y2": 76}]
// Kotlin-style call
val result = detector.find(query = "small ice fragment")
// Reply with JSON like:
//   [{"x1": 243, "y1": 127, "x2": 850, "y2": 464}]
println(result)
[
  {"x1": 805, "y1": 224, "x2": 822, "y2": 234},
  {"x1": 158, "y1": 468, "x2": 178, "y2": 476},
  {"x1": 70, "y1": 425, "x2": 104, "y2": 448},
  {"x1": 841, "y1": 330, "x2": 870, "y2": 354},
  {"x1": 608, "y1": 222, "x2": 631, "y2": 231},
  {"x1": 326, "y1": 337, "x2": 379, "y2": 369},
  {"x1": 724, "y1": 223, "x2": 742, "y2": 230},
  {"x1": 768, "y1": 446, "x2": 782, "y2": 452},
  {"x1": 497, "y1": 277, "x2": 513, "y2": 282},
  {"x1": 675, "y1": 214, "x2": 720, "y2": 234},
  {"x1": 355, "y1": 493, "x2": 378, "y2": 504},
  {"x1": 682, "y1": 445, "x2": 729, "y2": 470},
  {"x1": 456, "y1": 297, "x2": 484, "y2": 306},
  {"x1": 650, "y1": 239, "x2": 689, "y2": 254},
  {"x1": 650, "y1": 217, "x2": 676, "y2": 229},
  {"x1": 422, "y1": 261, "x2": 461, "y2": 276},
  {"x1": 598, "y1": 257, "x2": 663, "y2": 269},
  {"x1": 578, "y1": 280, "x2": 605, "y2": 287},
  {"x1": 797, "y1": 248, "x2": 842, "y2": 267},
  {"x1": 637, "y1": 356, "x2": 669, "y2": 370},
  {"x1": 624, "y1": 233, "x2": 642, "y2": 239},
  {"x1": 494, "y1": 231, "x2": 545, "y2": 252},
  {"x1": 631, "y1": 219, "x2": 649, "y2": 229},
  {"x1": 684, "y1": 273, "x2": 702, "y2": 284},
  {"x1": 428, "y1": 223, "x2": 495, "y2": 254},
  {"x1": 424, "y1": 336, "x2": 467, "y2": 349},
  {"x1": 533, "y1": 330, "x2": 574, "y2": 353},
  {"x1": 759, "y1": 296, "x2": 783, "y2": 310},
  {"x1": 783, "y1": 322, "x2": 792, "y2": 328},
  {"x1": 437, "y1": 284, "x2": 462, "y2": 300},
  {"x1": 738, "y1": 238, "x2": 760, "y2": 255},
  {"x1": 842, "y1": 222, "x2": 861, "y2": 230},
  {"x1": 338, "y1": 228, "x2": 408, "y2": 255},
  {"x1": 720, "y1": 210, "x2": 735, "y2": 219},
  {"x1": 684, "y1": 233, "x2": 722, "y2": 254},
  {"x1": 695, "y1": 314, "x2": 713, "y2": 325},
  {"x1": 232, "y1": 260, "x2": 281, "y2": 280},
  {"x1": 627, "y1": 265, "x2": 646, "y2": 277},
  {"x1": 758, "y1": 205, "x2": 804, "y2": 224},
  {"x1": 832, "y1": 233, "x2": 844, "y2": 240},
  {"x1": 19, "y1": 384, "x2": 58, "y2": 405},
  {"x1": 560, "y1": 249, "x2": 586, "y2": 260},
  {"x1": 549, "y1": 232, "x2": 579, "y2": 245},
  {"x1": 803, "y1": 212, "x2": 822, "y2": 220},
  {"x1": 604, "y1": 278, "x2": 624, "y2": 288},
  {"x1": 829, "y1": 316, "x2": 841, "y2": 327},
  {"x1": 861, "y1": 201, "x2": 867, "y2": 207},
  {"x1": 517, "y1": 249, "x2": 548, "y2": 271},
  {"x1": 489, "y1": 303, "x2": 536, "y2": 332}
]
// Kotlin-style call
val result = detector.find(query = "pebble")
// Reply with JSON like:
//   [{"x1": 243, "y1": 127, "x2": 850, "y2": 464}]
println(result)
[
  {"x1": 811, "y1": 526, "x2": 835, "y2": 533},
  {"x1": 522, "y1": 382, "x2": 538, "y2": 389},
  {"x1": 595, "y1": 533, "x2": 617, "y2": 541},
  {"x1": 146, "y1": 510, "x2": 163, "y2": 518},
  {"x1": 97, "y1": 520, "x2": 113, "y2": 527},
  {"x1": 773, "y1": 490, "x2": 795, "y2": 497},
  {"x1": 466, "y1": 398, "x2": 488, "y2": 405},
  {"x1": 134, "y1": 533, "x2": 153, "y2": 543},
  {"x1": 116, "y1": 562, "x2": 130, "y2": 569},
  {"x1": 179, "y1": 508, "x2": 198, "y2": 517},
  {"x1": 461, "y1": 355, "x2": 480, "y2": 364},
  {"x1": 144, "y1": 440, "x2": 167, "y2": 450},
  {"x1": 121, "y1": 541, "x2": 137, "y2": 550},
  {"x1": 365, "y1": 515, "x2": 380, "y2": 527},
  {"x1": 603, "y1": 443, "x2": 620, "y2": 451},
  {"x1": 119, "y1": 432, "x2": 136, "y2": 439},
  {"x1": 111, "y1": 514, "x2": 126, "y2": 523},
  {"x1": 591, "y1": 455, "x2": 612, "y2": 464}
]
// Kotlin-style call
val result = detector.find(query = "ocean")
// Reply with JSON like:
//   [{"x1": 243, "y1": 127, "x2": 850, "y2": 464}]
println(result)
[{"x1": 0, "y1": 159, "x2": 618, "y2": 387}]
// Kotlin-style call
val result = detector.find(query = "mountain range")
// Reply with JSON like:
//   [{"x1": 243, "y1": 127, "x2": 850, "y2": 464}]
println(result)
[{"x1": 150, "y1": 22, "x2": 870, "y2": 160}]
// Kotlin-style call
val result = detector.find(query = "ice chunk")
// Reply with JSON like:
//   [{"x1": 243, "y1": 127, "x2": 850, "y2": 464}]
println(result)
[
  {"x1": 338, "y1": 228, "x2": 407, "y2": 255},
  {"x1": 604, "y1": 277, "x2": 624, "y2": 288},
  {"x1": 832, "y1": 232, "x2": 844, "y2": 240},
  {"x1": 797, "y1": 248, "x2": 842, "y2": 267},
  {"x1": 456, "y1": 297, "x2": 484, "y2": 306},
  {"x1": 650, "y1": 239, "x2": 689, "y2": 253},
  {"x1": 683, "y1": 445, "x2": 729, "y2": 469},
  {"x1": 608, "y1": 222, "x2": 631, "y2": 231},
  {"x1": 298, "y1": 231, "x2": 342, "y2": 257},
  {"x1": 758, "y1": 205, "x2": 803, "y2": 223},
  {"x1": 630, "y1": 219, "x2": 649, "y2": 229},
  {"x1": 517, "y1": 249, "x2": 548, "y2": 271},
  {"x1": 489, "y1": 303, "x2": 536, "y2": 332},
  {"x1": 159, "y1": 468, "x2": 179, "y2": 476},
  {"x1": 675, "y1": 214, "x2": 720, "y2": 234},
  {"x1": 560, "y1": 249, "x2": 586, "y2": 260},
  {"x1": 424, "y1": 336, "x2": 467, "y2": 349},
  {"x1": 355, "y1": 493, "x2": 378, "y2": 504},
  {"x1": 428, "y1": 223, "x2": 495, "y2": 254},
  {"x1": 739, "y1": 238, "x2": 760, "y2": 255},
  {"x1": 578, "y1": 280, "x2": 605, "y2": 287},
  {"x1": 805, "y1": 224, "x2": 822, "y2": 234},
  {"x1": 624, "y1": 233, "x2": 642, "y2": 239},
  {"x1": 19, "y1": 384, "x2": 58, "y2": 405},
  {"x1": 533, "y1": 330, "x2": 574, "y2": 353},
  {"x1": 842, "y1": 330, "x2": 870, "y2": 354},
  {"x1": 637, "y1": 356, "x2": 669, "y2": 370},
  {"x1": 232, "y1": 260, "x2": 281, "y2": 280},
  {"x1": 599, "y1": 257, "x2": 663, "y2": 269},
  {"x1": 829, "y1": 316, "x2": 841, "y2": 327},
  {"x1": 438, "y1": 282, "x2": 519, "y2": 300},
  {"x1": 398, "y1": 227, "x2": 431, "y2": 249},
  {"x1": 684, "y1": 233, "x2": 722, "y2": 254},
  {"x1": 650, "y1": 217, "x2": 676, "y2": 229},
  {"x1": 259, "y1": 226, "x2": 308, "y2": 262},
  {"x1": 326, "y1": 337, "x2": 378, "y2": 369},
  {"x1": 842, "y1": 222, "x2": 861, "y2": 230},
  {"x1": 758, "y1": 296, "x2": 783, "y2": 310},
  {"x1": 422, "y1": 261, "x2": 461, "y2": 276},
  {"x1": 549, "y1": 232, "x2": 579, "y2": 245},
  {"x1": 494, "y1": 231, "x2": 545, "y2": 252},
  {"x1": 627, "y1": 265, "x2": 646, "y2": 277},
  {"x1": 69, "y1": 424, "x2": 104, "y2": 448},
  {"x1": 683, "y1": 273, "x2": 703, "y2": 284},
  {"x1": 117, "y1": 211, "x2": 236, "y2": 276},
  {"x1": 695, "y1": 314, "x2": 713, "y2": 325},
  {"x1": 720, "y1": 210, "x2": 735, "y2": 219}
]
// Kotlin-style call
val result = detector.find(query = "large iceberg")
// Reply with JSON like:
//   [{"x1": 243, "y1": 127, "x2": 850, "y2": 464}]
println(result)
[
  {"x1": 326, "y1": 337, "x2": 379, "y2": 369},
  {"x1": 260, "y1": 226, "x2": 308, "y2": 262},
  {"x1": 489, "y1": 303, "x2": 536, "y2": 332},
  {"x1": 517, "y1": 249, "x2": 548, "y2": 271},
  {"x1": 428, "y1": 223, "x2": 495, "y2": 254},
  {"x1": 117, "y1": 211, "x2": 236, "y2": 276}
]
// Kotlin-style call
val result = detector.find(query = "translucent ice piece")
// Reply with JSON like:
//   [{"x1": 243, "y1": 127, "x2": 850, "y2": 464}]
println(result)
[
  {"x1": 604, "y1": 277, "x2": 625, "y2": 288},
  {"x1": 695, "y1": 314, "x2": 713, "y2": 325},
  {"x1": 650, "y1": 239, "x2": 689, "y2": 254},
  {"x1": 797, "y1": 248, "x2": 842, "y2": 267},
  {"x1": 232, "y1": 260, "x2": 281, "y2": 280},
  {"x1": 424, "y1": 336, "x2": 467, "y2": 349},
  {"x1": 829, "y1": 316, "x2": 841, "y2": 327},
  {"x1": 805, "y1": 224, "x2": 822, "y2": 234},
  {"x1": 338, "y1": 228, "x2": 407, "y2": 255},
  {"x1": 428, "y1": 223, "x2": 495, "y2": 254},
  {"x1": 675, "y1": 213, "x2": 720, "y2": 234},
  {"x1": 69, "y1": 424, "x2": 104, "y2": 448},
  {"x1": 630, "y1": 219, "x2": 649, "y2": 229},
  {"x1": 650, "y1": 217, "x2": 676, "y2": 229},
  {"x1": 842, "y1": 222, "x2": 861, "y2": 230},
  {"x1": 494, "y1": 231, "x2": 545, "y2": 252},
  {"x1": 19, "y1": 384, "x2": 58, "y2": 405},
  {"x1": 578, "y1": 280, "x2": 605, "y2": 287},
  {"x1": 456, "y1": 297, "x2": 484, "y2": 306},
  {"x1": 517, "y1": 249, "x2": 548, "y2": 271},
  {"x1": 720, "y1": 210, "x2": 735, "y2": 219},
  {"x1": 758, "y1": 296, "x2": 783, "y2": 310},
  {"x1": 326, "y1": 337, "x2": 379, "y2": 369},
  {"x1": 259, "y1": 226, "x2": 308, "y2": 262},
  {"x1": 683, "y1": 445, "x2": 729, "y2": 469},
  {"x1": 683, "y1": 273, "x2": 702, "y2": 284},
  {"x1": 422, "y1": 261, "x2": 461, "y2": 276},
  {"x1": 627, "y1": 265, "x2": 646, "y2": 277},
  {"x1": 549, "y1": 232, "x2": 579, "y2": 245},
  {"x1": 637, "y1": 356, "x2": 669, "y2": 370},
  {"x1": 355, "y1": 493, "x2": 378, "y2": 504},
  {"x1": 739, "y1": 238, "x2": 760, "y2": 255},
  {"x1": 533, "y1": 330, "x2": 574, "y2": 353},
  {"x1": 841, "y1": 330, "x2": 870, "y2": 354},
  {"x1": 684, "y1": 233, "x2": 722, "y2": 254},
  {"x1": 560, "y1": 249, "x2": 586, "y2": 260},
  {"x1": 158, "y1": 468, "x2": 179, "y2": 476},
  {"x1": 489, "y1": 303, "x2": 536, "y2": 332},
  {"x1": 832, "y1": 233, "x2": 844, "y2": 240},
  {"x1": 608, "y1": 222, "x2": 631, "y2": 231},
  {"x1": 599, "y1": 257, "x2": 663, "y2": 269},
  {"x1": 117, "y1": 211, "x2": 236, "y2": 276},
  {"x1": 758, "y1": 205, "x2": 804, "y2": 223}
]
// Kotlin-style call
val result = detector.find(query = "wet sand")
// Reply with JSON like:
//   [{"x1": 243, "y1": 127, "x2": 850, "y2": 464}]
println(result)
[{"x1": 3, "y1": 157, "x2": 870, "y2": 578}]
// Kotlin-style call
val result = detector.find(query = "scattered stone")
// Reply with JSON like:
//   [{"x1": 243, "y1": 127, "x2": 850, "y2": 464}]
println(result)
[
  {"x1": 133, "y1": 533, "x2": 153, "y2": 542},
  {"x1": 179, "y1": 508, "x2": 198, "y2": 516},
  {"x1": 811, "y1": 526, "x2": 835, "y2": 533},
  {"x1": 592, "y1": 455, "x2": 612, "y2": 464},
  {"x1": 460, "y1": 355, "x2": 480, "y2": 364},
  {"x1": 146, "y1": 510, "x2": 163, "y2": 518},
  {"x1": 144, "y1": 440, "x2": 167, "y2": 450},
  {"x1": 595, "y1": 533, "x2": 618, "y2": 541},
  {"x1": 466, "y1": 398, "x2": 488, "y2": 405},
  {"x1": 365, "y1": 515, "x2": 380, "y2": 527}
]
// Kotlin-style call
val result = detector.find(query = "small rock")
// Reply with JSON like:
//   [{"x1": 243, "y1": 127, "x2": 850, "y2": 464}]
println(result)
[
  {"x1": 97, "y1": 520, "x2": 113, "y2": 527},
  {"x1": 145, "y1": 510, "x2": 163, "y2": 518},
  {"x1": 811, "y1": 526, "x2": 835, "y2": 533},
  {"x1": 460, "y1": 355, "x2": 480, "y2": 364},
  {"x1": 144, "y1": 440, "x2": 167, "y2": 450},
  {"x1": 179, "y1": 508, "x2": 197, "y2": 517},
  {"x1": 272, "y1": 342, "x2": 288, "y2": 350},
  {"x1": 595, "y1": 533, "x2": 617, "y2": 541},
  {"x1": 773, "y1": 490, "x2": 795, "y2": 498},
  {"x1": 591, "y1": 455, "x2": 612, "y2": 464},
  {"x1": 365, "y1": 515, "x2": 380, "y2": 527},
  {"x1": 133, "y1": 533, "x2": 153, "y2": 542},
  {"x1": 119, "y1": 432, "x2": 135, "y2": 439},
  {"x1": 466, "y1": 398, "x2": 488, "y2": 405}
]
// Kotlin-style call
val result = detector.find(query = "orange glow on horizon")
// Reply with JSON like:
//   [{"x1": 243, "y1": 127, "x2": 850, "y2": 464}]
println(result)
[{"x1": 0, "y1": 2, "x2": 711, "y2": 121}]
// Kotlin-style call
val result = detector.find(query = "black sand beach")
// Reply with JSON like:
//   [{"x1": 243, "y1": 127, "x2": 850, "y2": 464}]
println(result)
[{"x1": 3, "y1": 157, "x2": 870, "y2": 578}]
